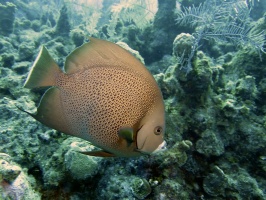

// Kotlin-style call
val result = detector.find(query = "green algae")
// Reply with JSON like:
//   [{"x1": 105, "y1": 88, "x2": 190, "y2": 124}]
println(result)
[
  {"x1": 0, "y1": 2, "x2": 16, "y2": 36},
  {"x1": 0, "y1": 0, "x2": 266, "y2": 199}
]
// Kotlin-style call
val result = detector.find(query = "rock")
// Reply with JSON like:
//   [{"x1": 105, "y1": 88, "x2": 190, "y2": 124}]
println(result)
[
  {"x1": 154, "y1": 179, "x2": 189, "y2": 200},
  {"x1": 0, "y1": 2, "x2": 16, "y2": 36},
  {"x1": 71, "y1": 29, "x2": 85, "y2": 47},
  {"x1": 0, "y1": 153, "x2": 41, "y2": 200},
  {"x1": 18, "y1": 42, "x2": 35, "y2": 61},
  {"x1": 64, "y1": 150, "x2": 101, "y2": 180},
  {"x1": 55, "y1": 5, "x2": 71, "y2": 37},
  {"x1": 203, "y1": 165, "x2": 265, "y2": 199},
  {"x1": 97, "y1": 175, "x2": 151, "y2": 199},
  {"x1": 196, "y1": 129, "x2": 225, "y2": 157},
  {"x1": 173, "y1": 33, "x2": 194, "y2": 59},
  {"x1": 156, "y1": 140, "x2": 192, "y2": 167},
  {"x1": 131, "y1": 177, "x2": 151, "y2": 199},
  {"x1": 116, "y1": 41, "x2": 145, "y2": 64}
]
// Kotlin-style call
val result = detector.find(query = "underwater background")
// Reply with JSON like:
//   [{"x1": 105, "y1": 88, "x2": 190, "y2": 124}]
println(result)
[{"x1": 0, "y1": 0, "x2": 266, "y2": 199}]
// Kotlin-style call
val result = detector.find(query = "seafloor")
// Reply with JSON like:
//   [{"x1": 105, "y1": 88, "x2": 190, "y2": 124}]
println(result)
[{"x1": 1, "y1": 0, "x2": 266, "y2": 199}]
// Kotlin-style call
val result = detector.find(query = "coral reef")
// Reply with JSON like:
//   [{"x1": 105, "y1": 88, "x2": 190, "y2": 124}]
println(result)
[
  {"x1": 0, "y1": 2, "x2": 16, "y2": 36},
  {"x1": 176, "y1": 0, "x2": 266, "y2": 72},
  {"x1": 70, "y1": 29, "x2": 86, "y2": 47},
  {"x1": 154, "y1": 179, "x2": 190, "y2": 199},
  {"x1": 0, "y1": 153, "x2": 41, "y2": 199},
  {"x1": 55, "y1": 5, "x2": 71, "y2": 37},
  {"x1": 0, "y1": 0, "x2": 266, "y2": 199},
  {"x1": 64, "y1": 138, "x2": 103, "y2": 181},
  {"x1": 97, "y1": 175, "x2": 151, "y2": 199}
]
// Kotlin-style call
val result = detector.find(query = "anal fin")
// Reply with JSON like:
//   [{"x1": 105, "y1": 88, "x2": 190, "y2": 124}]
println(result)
[
  {"x1": 34, "y1": 87, "x2": 70, "y2": 135},
  {"x1": 79, "y1": 150, "x2": 115, "y2": 157}
]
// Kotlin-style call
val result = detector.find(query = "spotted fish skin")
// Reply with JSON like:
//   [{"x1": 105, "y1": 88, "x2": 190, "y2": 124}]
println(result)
[
  {"x1": 24, "y1": 38, "x2": 166, "y2": 157},
  {"x1": 57, "y1": 67, "x2": 159, "y2": 157}
]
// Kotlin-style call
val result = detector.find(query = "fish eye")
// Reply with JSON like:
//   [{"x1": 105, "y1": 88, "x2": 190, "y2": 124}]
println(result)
[{"x1": 154, "y1": 126, "x2": 163, "y2": 135}]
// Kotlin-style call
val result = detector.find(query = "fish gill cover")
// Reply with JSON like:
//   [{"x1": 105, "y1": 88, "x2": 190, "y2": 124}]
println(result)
[{"x1": 0, "y1": 0, "x2": 266, "y2": 199}]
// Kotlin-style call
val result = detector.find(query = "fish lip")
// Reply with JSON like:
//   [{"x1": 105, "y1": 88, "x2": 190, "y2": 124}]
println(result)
[
  {"x1": 152, "y1": 140, "x2": 167, "y2": 154},
  {"x1": 136, "y1": 138, "x2": 167, "y2": 155}
]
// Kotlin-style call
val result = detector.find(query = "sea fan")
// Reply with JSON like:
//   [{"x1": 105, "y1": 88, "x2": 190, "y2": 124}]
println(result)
[
  {"x1": 247, "y1": 0, "x2": 260, "y2": 6},
  {"x1": 176, "y1": 0, "x2": 265, "y2": 73},
  {"x1": 108, "y1": 0, "x2": 157, "y2": 37}
]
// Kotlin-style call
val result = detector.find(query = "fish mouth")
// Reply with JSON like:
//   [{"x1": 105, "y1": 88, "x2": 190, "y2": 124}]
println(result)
[
  {"x1": 152, "y1": 141, "x2": 167, "y2": 154},
  {"x1": 135, "y1": 138, "x2": 167, "y2": 155}
]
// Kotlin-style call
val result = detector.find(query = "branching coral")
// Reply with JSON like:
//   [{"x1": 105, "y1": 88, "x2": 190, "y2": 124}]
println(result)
[{"x1": 176, "y1": 0, "x2": 265, "y2": 73}]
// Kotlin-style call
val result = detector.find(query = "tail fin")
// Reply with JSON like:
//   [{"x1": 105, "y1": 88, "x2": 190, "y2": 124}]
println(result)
[{"x1": 24, "y1": 46, "x2": 62, "y2": 89}]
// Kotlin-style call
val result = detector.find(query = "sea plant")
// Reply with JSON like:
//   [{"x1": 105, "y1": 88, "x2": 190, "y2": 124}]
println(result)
[
  {"x1": 107, "y1": 0, "x2": 157, "y2": 37},
  {"x1": 247, "y1": 0, "x2": 260, "y2": 6},
  {"x1": 176, "y1": 0, "x2": 265, "y2": 73}
]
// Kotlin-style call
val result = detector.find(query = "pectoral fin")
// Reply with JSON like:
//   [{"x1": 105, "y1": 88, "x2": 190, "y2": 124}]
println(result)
[{"x1": 118, "y1": 127, "x2": 134, "y2": 146}]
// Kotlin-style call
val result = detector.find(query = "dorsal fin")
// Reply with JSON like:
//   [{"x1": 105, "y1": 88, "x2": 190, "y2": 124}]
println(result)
[{"x1": 64, "y1": 37, "x2": 149, "y2": 75}]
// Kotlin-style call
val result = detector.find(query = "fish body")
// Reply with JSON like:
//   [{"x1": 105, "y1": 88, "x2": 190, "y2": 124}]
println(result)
[{"x1": 24, "y1": 38, "x2": 166, "y2": 157}]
